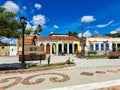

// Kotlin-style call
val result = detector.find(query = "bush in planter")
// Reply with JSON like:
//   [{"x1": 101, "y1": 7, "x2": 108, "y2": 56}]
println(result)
[
  {"x1": 66, "y1": 57, "x2": 74, "y2": 64},
  {"x1": 117, "y1": 47, "x2": 120, "y2": 51}
]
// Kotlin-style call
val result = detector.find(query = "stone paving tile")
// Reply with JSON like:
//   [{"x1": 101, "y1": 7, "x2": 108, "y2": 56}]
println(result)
[
  {"x1": 0, "y1": 77, "x2": 22, "y2": 90},
  {"x1": 0, "y1": 72, "x2": 70, "y2": 90},
  {"x1": 80, "y1": 72, "x2": 94, "y2": 76},
  {"x1": 97, "y1": 85, "x2": 120, "y2": 90},
  {"x1": 106, "y1": 70, "x2": 118, "y2": 73},
  {"x1": 117, "y1": 69, "x2": 120, "y2": 71},
  {"x1": 0, "y1": 88, "x2": 4, "y2": 90},
  {"x1": 95, "y1": 71, "x2": 106, "y2": 74}
]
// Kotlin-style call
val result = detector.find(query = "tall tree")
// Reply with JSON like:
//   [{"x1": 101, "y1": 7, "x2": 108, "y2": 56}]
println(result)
[
  {"x1": 17, "y1": 28, "x2": 33, "y2": 38},
  {"x1": 105, "y1": 33, "x2": 120, "y2": 38},
  {"x1": 67, "y1": 31, "x2": 79, "y2": 39},
  {"x1": 0, "y1": 6, "x2": 22, "y2": 39}
]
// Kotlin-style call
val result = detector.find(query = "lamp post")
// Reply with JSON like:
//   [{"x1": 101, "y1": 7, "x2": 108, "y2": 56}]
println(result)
[
  {"x1": 81, "y1": 21, "x2": 85, "y2": 52},
  {"x1": 20, "y1": 16, "x2": 27, "y2": 69}
]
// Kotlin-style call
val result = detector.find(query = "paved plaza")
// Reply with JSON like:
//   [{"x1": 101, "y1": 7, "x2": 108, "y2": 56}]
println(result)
[{"x1": 0, "y1": 55, "x2": 120, "y2": 90}]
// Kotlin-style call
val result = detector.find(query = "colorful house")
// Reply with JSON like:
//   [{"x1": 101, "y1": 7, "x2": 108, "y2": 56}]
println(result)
[
  {"x1": 86, "y1": 35, "x2": 120, "y2": 55},
  {"x1": 0, "y1": 41, "x2": 17, "y2": 56},
  {"x1": 17, "y1": 35, "x2": 81, "y2": 55}
]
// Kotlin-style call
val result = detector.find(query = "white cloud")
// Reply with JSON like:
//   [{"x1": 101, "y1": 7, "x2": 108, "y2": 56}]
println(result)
[
  {"x1": 78, "y1": 30, "x2": 91, "y2": 38},
  {"x1": 96, "y1": 20, "x2": 114, "y2": 28},
  {"x1": 110, "y1": 31, "x2": 117, "y2": 34},
  {"x1": 34, "y1": 3, "x2": 42, "y2": 10},
  {"x1": 94, "y1": 30, "x2": 99, "y2": 34},
  {"x1": 53, "y1": 25, "x2": 59, "y2": 29},
  {"x1": 110, "y1": 27, "x2": 120, "y2": 34},
  {"x1": 32, "y1": 14, "x2": 46, "y2": 26},
  {"x1": 81, "y1": 16, "x2": 96, "y2": 23},
  {"x1": 23, "y1": 6, "x2": 27, "y2": 10},
  {"x1": 3, "y1": 1, "x2": 19, "y2": 12}
]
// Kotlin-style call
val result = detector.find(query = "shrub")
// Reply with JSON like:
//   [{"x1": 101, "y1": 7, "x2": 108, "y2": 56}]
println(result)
[
  {"x1": 66, "y1": 57, "x2": 74, "y2": 64},
  {"x1": 117, "y1": 47, "x2": 120, "y2": 51}
]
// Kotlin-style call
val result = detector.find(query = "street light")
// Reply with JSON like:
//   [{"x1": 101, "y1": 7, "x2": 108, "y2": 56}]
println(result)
[
  {"x1": 81, "y1": 21, "x2": 85, "y2": 52},
  {"x1": 20, "y1": 16, "x2": 27, "y2": 69},
  {"x1": 81, "y1": 21, "x2": 85, "y2": 39}
]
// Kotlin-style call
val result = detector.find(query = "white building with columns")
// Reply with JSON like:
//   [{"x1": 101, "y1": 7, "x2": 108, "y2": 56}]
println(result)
[
  {"x1": 86, "y1": 35, "x2": 120, "y2": 55},
  {"x1": 18, "y1": 35, "x2": 81, "y2": 55}
]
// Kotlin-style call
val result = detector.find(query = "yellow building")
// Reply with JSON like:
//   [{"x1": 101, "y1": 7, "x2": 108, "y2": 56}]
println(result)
[{"x1": 18, "y1": 35, "x2": 81, "y2": 55}]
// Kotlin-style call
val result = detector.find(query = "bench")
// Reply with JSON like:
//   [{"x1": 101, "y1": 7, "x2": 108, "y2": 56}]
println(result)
[
  {"x1": 88, "y1": 51, "x2": 97, "y2": 56},
  {"x1": 108, "y1": 52, "x2": 120, "y2": 58},
  {"x1": 19, "y1": 53, "x2": 46, "y2": 63}
]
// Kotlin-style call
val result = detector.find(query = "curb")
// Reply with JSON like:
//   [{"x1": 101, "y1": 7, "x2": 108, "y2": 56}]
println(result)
[
  {"x1": 46, "y1": 79, "x2": 120, "y2": 90},
  {"x1": 0, "y1": 64, "x2": 75, "y2": 75}
]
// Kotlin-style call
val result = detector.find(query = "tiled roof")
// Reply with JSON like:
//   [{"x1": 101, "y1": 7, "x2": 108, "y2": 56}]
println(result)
[
  {"x1": 18, "y1": 35, "x2": 79, "y2": 44},
  {"x1": 0, "y1": 41, "x2": 6, "y2": 46},
  {"x1": 37, "y1": 36, "x2": 79, "y2": 41}
]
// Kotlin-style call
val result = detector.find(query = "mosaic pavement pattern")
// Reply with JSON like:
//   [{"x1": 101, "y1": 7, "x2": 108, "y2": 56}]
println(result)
[
  {"x1": 0, "y1": 68, "x2": 120, "y2": 90},
  {"x1": 0, "y1": 73, "x2": 70, "y2": 90}
]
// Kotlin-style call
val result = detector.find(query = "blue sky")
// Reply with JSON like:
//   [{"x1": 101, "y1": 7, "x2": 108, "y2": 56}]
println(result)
[{"x1": 1, "y1": 0, "x2": 120, "y2": 38}]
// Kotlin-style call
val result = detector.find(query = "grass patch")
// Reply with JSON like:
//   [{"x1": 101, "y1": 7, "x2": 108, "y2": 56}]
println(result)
[
  {"x1": 86, "y1": 55, "x2": 108, "y2": 59},
  {"x1": 27, "y1": 61, "x2": 74, "y2": 69},
  {"x1": 0, "y1": 59, "x2": 75, "y2": 70}
]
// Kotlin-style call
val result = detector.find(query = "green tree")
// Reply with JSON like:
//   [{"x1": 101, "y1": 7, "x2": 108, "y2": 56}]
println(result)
[
  {"x1": 0, "y1": 6, "x2": 22, "y2": 39},
  {"x1": 105, "y1": 33, "x2": 120, "y2": 38},
  {"x1": 17, "y1": 28, "x2": 33, "y2": 38},
  {"x1": 67, "y1": 31, "x2": 79, "y2": 39}
]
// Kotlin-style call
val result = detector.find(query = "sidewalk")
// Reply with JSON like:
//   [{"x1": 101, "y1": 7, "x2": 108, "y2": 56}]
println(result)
[
  {"x1": 0, "y1": 55, "x2": 120, "y2": 68},
  {"x1": 0, "y1": 55, "x2": 120, "y2": 90}
]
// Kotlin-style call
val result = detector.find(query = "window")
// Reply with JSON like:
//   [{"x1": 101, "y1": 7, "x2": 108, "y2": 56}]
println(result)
[
  {"x1": 106, "y1": 43, "x2": 109, "y2": 50},
  {"x1": 101, "y1": 44, "x2": 104, "y2": 50},
  {"x1": 90, "y1": 44, "x2": 94, "y2": 50},
  {"x1": 95, "y1": 43, "x2": 99, "y2": 50}
]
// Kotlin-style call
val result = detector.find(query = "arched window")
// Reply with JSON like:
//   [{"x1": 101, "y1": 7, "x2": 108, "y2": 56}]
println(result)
[
  {"x1": 58, "y1": 44, "x2": 62, "y2": 53},
  {"x1": 69, "y1": 43, "x2": 72, "y2": 53},
  {"x1": 52, "y1": 43, "x2": 56, "y2": 54},
  {"x1": 40, "y1": 43, "x2": 44, "y2": 51},
  {"x1": 46, "y1": 43, "x2": 50, "y2": 54}
]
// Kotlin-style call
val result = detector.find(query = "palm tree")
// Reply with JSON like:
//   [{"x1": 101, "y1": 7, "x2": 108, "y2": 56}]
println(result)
[{"x1": 67, "y1": 31, "x2": 79, "y2": 39}]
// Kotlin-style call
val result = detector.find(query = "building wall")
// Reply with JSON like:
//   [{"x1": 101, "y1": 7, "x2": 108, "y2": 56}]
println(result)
[
  {"x1": 86, "y1": 37, "x2": 120, "y2": 55},
  {"x1": 0, "y1": 46, "x2": 17, "y2": 56},
  {"x1": 9, "y1": 46, "x2": 17, "y2": 56},
  {"x1": 37, "y1": 40, "x2": 80, "y2": 55}
]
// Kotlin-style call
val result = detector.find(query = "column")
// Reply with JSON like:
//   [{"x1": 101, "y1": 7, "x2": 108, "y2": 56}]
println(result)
[
  {"x1": 62, "y1": 44, "x2": 64, "y2": 53},
  {"x1": 44, "y1": 43, "x2": 46, "y2": 52},
  {"x1": 99, "y1": 43, "x2": 101, "y2": 51},
  {"x1": 56, "y1": 43, "x2": 58, "y2": 55},
  {"x1": 67, "y1": 44, "x2": 69, "y2": 54},
  {"x1": 109, "y1": 41, "x2": 112, "y2": 51},
  {"x1": 93, "y1": 43, "x2": 95, "y2": 50},
  {"x1": 72, "y1": 44, "x2": 74, "y2": 54},
  {"x1": 50, "y1": 43, "x2": 52, "y2": 55}
]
